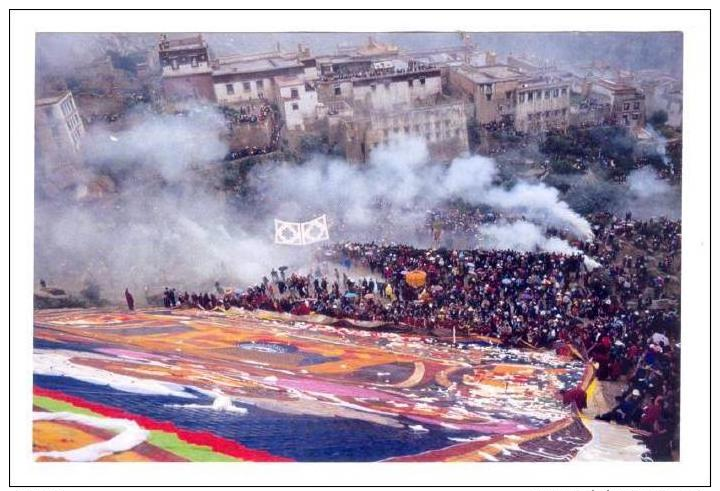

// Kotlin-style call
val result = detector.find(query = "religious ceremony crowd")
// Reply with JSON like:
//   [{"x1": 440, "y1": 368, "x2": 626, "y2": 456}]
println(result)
[{"x1": 138, "y1": 211, "x2": 681, "y2": 460}]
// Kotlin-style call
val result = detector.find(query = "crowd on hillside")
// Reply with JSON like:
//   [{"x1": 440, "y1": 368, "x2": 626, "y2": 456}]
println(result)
[
  {"x1": 137, "y1": 212, "x2": 680, "y2": 460},
  {"x1": 221, "y1": 103, "x2": 274, "y2": 129},
  {"x1": 223, "y1": 103, "x2": 282, "y2": 161}
]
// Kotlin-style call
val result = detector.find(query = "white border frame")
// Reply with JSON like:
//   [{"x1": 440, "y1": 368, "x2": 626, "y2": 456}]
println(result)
[{"x1": 7, "y1": 8, "x2": 711, "y2": 488}]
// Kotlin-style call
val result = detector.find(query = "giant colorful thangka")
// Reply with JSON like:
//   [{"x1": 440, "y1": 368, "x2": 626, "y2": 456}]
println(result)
[{"x1": 33, "y1": 308, "x2": 595, "y2": 462}]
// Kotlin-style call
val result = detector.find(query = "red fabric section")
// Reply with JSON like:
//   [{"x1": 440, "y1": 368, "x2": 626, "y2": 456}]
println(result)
[{"x1": 34, "y1": 386, "x2": 293, "y2": 462}]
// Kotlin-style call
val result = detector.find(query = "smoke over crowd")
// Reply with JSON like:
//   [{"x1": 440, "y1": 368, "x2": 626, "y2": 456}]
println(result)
[
  {"x1": 250, "y1": 138, "x2": 593, "y2": 238},
  {"x1": 35, "y1": 104, "x2": 678, "y2": 301}
]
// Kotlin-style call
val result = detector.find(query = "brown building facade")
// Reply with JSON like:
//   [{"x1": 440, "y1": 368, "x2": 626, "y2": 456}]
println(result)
[
  {"x1": 158, "y1": 34, "x2": 215, "y2": 102},
  {"x1": 338, "y1": 101, "x2": 469, "y2": 163}
]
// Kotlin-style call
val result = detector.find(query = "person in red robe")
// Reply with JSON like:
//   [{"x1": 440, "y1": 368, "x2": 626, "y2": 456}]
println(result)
[{"x1": 560, "y1": 386, "x2": 588, "y2": 412}]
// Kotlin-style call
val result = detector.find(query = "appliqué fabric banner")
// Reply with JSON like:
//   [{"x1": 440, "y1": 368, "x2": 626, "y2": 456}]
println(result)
[{"x1": 274, "y1": 215, "x2": 329, "y2": 245}]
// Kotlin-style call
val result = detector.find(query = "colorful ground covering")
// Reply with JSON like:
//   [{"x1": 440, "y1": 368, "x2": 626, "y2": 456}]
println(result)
[{"x1": 33, "y1": 307, "x2": 592, "y2": 462}]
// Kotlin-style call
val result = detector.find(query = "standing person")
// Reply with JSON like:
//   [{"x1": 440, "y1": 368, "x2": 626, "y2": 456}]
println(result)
[
  {"x1": 124, "y1": 288, "x2": 135, "y2": 311},
  {"x1": 560, "y1": 385, "x2": 588, "y2": 412}
]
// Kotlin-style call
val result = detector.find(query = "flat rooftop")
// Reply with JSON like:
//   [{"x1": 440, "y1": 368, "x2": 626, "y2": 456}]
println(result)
[
  {"x1": 455, "y1": 64, "x2": 522, "y2": 84},
  {"x1": 214, "y1": 56, "x2": 303, "y2": 76},
  {"x1": 159, "y1": 35, "x2": 206, "y2": 52},
  {"x1": 517, "y1": 77, "x2": 570, "y2": 90},
  {"x1": 36, "y1": 91, "x2": 70, "y2": 107},
  {"x1": 275, "y1": 75, "x2": 304, "y2": 88},
  {"x1": 594, "y1": 78, "x2": 637, "y2": 93}
]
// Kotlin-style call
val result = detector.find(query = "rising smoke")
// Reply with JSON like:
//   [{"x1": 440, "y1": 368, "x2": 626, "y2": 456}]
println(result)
[
  {"x1": 35, "y1": 106, "x2": 306, "y2": 299},
  {"x1": 248, "y1": 138, "x2": 594, "y2": 241},
  {"x1": 38, "y1": 107, "x2": 677, "y2": 302}
]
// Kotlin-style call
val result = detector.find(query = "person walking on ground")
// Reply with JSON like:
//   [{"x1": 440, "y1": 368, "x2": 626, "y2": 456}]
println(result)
[{"x1": 124, "y1": 288, "x2": 135, "y2": 311}]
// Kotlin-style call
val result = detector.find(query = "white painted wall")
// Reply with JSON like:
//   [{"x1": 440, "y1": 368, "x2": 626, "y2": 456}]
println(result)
[
  {"x1": 279, "y1": 83, "x2": 318, "y2": 131},
  {"x1": 214, "y1": 76, "x2": 275, "y2": 105},
  {"x1": 353, "y1": 75, "x2": 441, "y2": 110}
]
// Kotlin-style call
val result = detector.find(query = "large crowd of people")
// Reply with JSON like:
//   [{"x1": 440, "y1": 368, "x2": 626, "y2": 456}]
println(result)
[
  {"x1": 137, "y1": 212, "x2": 680, "y2": 460},
  {"x1": 221, "y1": 103, "x2": 274, "y2": 129},
  {"x1": 223, "y1": 102, "x2": 283, "y2": 161},
  {"x1": 318, "y1": 62, "x2": 438, "y2": 82}
]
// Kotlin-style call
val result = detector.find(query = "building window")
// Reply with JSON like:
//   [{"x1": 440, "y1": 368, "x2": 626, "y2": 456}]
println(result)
[
  {"x1": 420, "y1": 77, "x2": 426, "y2": 85},
  {"x1": 633, "y1": 101, "x2": 640, "y2": 110},
  {"x1": 623, "y1": 103, "x2": 631, "y2": 111},
  {"x1": 408, "y1": 79, "x2": 414, "y2": 87},
  {"x1": 292, "y1": 103, "x2": 299, "y2": 111},
  {"x1": 553, "y1": 89, "x2": 559, "y2": 97},
  {"x1": 243, "y1": 81, "x2": 252, "y2": 92},
  {"x1": 528, "y1": 92, "x2": 533, "y2": 101},
  {"x1": 191, "y1": 57, "x2": 198, "y2": 67},
  {"x1": 632, "y1": 113, "x2": 639, "y2": 120},
  {"x1": 334, "y1": 86, "x2": 341, "y2": 96},
  {"x1": 225, "y1": 84, "x2": 235, "y2": 95},
  {"x1": 485, "y1": 93, "x2": 492, "y2": 101},
  {"x1": 561, "y1": 88, "x2": 567, "y2": 95},
  {"x1": 171, "y1": 59, "x2": 178, "y2": 70},
  {"x1": 519, "y1": 93, "x2": 525, "y2": 103},
  {"x1": 256, "y1": 80, "x2": 264, "y2": 90},
  {"x1": 544, "y1": 90, "x2": 551, "y2": 99},
  {"x1": 505, "y1": 91, "x2": 512, "y2": 100},
  {"x1": 291, "y1": 88, "x2": 299, "y2": 99}
]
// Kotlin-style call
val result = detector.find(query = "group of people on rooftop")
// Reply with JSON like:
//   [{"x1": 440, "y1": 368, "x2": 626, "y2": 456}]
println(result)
[{"x1": 318, "y1": 62, "x2": 437, "y2": 82}]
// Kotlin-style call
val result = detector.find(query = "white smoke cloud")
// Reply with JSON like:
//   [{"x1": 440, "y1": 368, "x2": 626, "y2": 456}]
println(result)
[
  {"x1": 36, "y1": 122, "x2": 598, "y2": 301},
  {"x1": 627, "y1": 166, "x2": 672, "y2": 199},
  {"x1": 250, "y1": 138, "x2": 594, "y2": 241},
  {"x1": 479, "y1": 221, "x2": 600, "y2": 269},
  {"x1": 82, "y1": 106, "x2": 229, "y2": 181}
]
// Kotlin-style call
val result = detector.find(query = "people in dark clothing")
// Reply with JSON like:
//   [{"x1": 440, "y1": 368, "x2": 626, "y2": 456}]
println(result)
[
  {"x1": 124, "y1": 288, "x2": 135, "y2": 311},
  {"x1": 597, "y1": 389, "x2": 643, "y2": 425}
]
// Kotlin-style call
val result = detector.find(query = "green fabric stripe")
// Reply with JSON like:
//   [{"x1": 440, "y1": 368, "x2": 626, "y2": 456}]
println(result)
[
  {"x1": 33, "y1": 395, "x2": 239, "y2": 462},
  {"x1": 147, "y1": 432, "x2": 240, "y2": 462},
  {"x1": 34, "y1": 395, "x2": 98, "y2": 416}
]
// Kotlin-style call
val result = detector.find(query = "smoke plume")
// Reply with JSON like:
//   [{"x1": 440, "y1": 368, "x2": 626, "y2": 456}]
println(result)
[
  {"x1": 248, "y1": 138, "x2": 594, "y2": 242},
  {"x1": 36, "y1": 116, "x2": 598, "y2": 302}
]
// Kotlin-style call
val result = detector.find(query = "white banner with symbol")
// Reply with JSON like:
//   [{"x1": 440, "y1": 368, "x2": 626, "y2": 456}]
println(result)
[{"x1": 274, "y1": 215, "x2": 330, "y2": 245}]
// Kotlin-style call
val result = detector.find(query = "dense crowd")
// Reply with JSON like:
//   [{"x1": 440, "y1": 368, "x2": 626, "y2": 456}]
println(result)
[
  {"x1": 223, "y1": 103, "x2": 283, "y2": 161},
  {"x1": 318, "y1": 62, "x2": 438, "y2": 82},
  {"x1": 139, "y1": 212, "x2": 680, "y2": 460},
  {"x1": 426, "y1": 208, "x2": 499, "y2": 239},
  {"x1": 221, "y1": 103, "x2": 274, "y2": 129}
]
